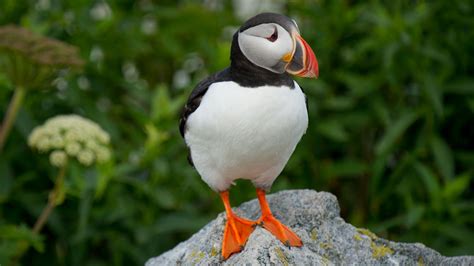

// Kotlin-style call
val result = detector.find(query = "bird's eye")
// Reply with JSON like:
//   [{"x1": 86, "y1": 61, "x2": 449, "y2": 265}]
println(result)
[{"x1": 266, "y1": 28, "x2": 278, "y2": 42}]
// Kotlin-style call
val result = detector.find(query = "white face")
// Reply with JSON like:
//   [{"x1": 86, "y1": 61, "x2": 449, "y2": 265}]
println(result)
[{"x1": 238, "y1": 23, "x2": 294, "y2": 73}]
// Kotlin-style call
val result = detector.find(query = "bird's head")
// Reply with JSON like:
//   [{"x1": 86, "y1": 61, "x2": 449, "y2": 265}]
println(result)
[{"x1": 232, "y1": 12, "x2": 318, "y2": 78}]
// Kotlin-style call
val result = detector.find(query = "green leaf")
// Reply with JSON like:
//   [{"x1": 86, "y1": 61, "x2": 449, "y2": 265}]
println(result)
[
  {"x1": 438, "y1": 223, "x2": 474, "y2": 243},
  {"x1": 335, "y1": 71, "x2": 377, "y2": 97},
  {"x1": 468, "y1": 98, "x2": 474, "y2": 112},
  {"x1": 321, "y1": 159, "x2": 368, "y2": 178},
  {"x1": 151, "y1": 85, "x2": 172, "y2": 122},
  {"x1": 443, "y1": 173, "x2": 470, "y2": 201},
  {"x1": 412, "y1": 160, "x2": 441, "y2": 205},
  {"x1": 445, "y1": 78, "x2": 474, "y2": 95},
  {"x1": 0, "y1": 161, "x2": 13, "y2": 203},
  {"x1": 375, "y1": 112, "x2": 419, "y2": 155},
  {"x1": 371, "y1": 100, "x2": 391, "y2": 127},
  {"x1": 0, "y1": 224, "x2": 44, "y2": 252},
  {"x1": 405, "y1": 205, "x2": 425, "y2": 228},
  {"x1": 430, "y1": 135, "x2": 454, "y2": 181},
  {"x1": 154, "y1": 213, "x2": 210, "y2": 234},
  {"x1": 421, "y1": 77, "x2": 443, "y2": 117},
  {"x1": 316, "y1": 120, "x2": 348, "y2": 142},
  {"x1": 322, "y1": 96, "x2": 355, "y2": 111},
  {"x1": 95, "y1": 161, "x2": 114, "y2": 199}
]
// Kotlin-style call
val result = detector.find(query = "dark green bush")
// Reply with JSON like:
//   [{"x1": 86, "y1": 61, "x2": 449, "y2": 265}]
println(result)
[{"x1": 0, "y1": 0, "x2": 473, "y2": 265}]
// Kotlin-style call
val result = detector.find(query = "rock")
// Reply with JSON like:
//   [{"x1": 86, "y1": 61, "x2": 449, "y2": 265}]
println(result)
[{"x1": 146, "y1": 190, "x2": 474, "y2": 265}]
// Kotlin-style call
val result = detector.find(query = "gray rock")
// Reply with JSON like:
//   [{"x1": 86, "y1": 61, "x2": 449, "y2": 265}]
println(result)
[{"x1": 146, "y1": 189, "x2": 474, "y2": 265}]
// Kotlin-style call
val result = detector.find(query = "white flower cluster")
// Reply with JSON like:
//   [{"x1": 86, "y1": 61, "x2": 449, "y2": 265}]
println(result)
[{"x1": 28, "y1": 114, "x2": 111, "y2": 167}]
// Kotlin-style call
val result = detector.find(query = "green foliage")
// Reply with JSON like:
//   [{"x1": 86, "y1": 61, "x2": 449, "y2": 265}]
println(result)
[{"x1": 0, "y1": 0, "x2": 473, "y2": 265}]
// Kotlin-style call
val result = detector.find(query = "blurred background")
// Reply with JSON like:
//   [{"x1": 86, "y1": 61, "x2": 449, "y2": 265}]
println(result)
[{"x1": 1, "y1": 0, "x2": 473, "y2": 265}]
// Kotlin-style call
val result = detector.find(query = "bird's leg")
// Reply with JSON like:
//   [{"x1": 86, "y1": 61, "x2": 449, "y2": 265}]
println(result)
[
  {"x1": 255, "y1": 188, "x2": 303, "y2": 247},
  {"x1": 220, "y1": 191, "x2": 255, "y2": 260}
]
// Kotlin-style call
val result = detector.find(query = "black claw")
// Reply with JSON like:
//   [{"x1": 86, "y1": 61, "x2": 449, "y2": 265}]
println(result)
[
  {"x1": 239, "y1": 245, "x2": 245, "y2": 251},
  {"x1": 285, "y1": 240, "x2": 291, "y2": 248}
]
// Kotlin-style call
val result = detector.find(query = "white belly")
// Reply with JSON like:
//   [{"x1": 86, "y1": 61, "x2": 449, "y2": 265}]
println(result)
[{"x1": 185, "y1": 81, "x2": 308, "y2": 191}]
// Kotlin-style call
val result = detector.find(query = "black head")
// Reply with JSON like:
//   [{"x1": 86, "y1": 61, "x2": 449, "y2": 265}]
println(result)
[
  {"x1": 230, "y1": 12, "x2": 318, "y2": 82},
  {"x1": 239, "y1": 12, "x2": 298, "y2": 35}
]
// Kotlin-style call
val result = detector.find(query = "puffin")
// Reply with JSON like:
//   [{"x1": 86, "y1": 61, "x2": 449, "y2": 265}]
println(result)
[{"x1": 179, "y1": 12, "x2": 318, "y2": 259}]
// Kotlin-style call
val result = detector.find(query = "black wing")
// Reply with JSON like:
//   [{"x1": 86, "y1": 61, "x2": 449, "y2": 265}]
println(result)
[
  {"x1": 300, "y1": 85, "x2": 308, "y2": 110},
  {"x1": 179, "y1": 68, "x2": 230, "y2": 137},
  {"x1": 179, "y1": 68, "x2": 231, "y2": 165}
]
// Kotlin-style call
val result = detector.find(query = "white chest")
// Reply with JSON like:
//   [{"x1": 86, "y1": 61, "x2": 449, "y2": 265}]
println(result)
[{"x1": 185, "y1": 81, "x2": 308, "y2": 191}]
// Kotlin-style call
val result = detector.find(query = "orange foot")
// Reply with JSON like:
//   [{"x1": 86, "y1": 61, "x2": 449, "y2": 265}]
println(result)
[
  {"x1": 220, "y1": 191, "x2": 256, "y2": 260},
  {"x1": 256, "y1": 188, "x2": 303, "y2": 247},
  {"x1": 222, "y1": 212, "x2": 255, "y2": 259}
]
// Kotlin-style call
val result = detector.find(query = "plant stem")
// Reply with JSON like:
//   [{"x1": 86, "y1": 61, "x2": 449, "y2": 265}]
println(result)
[
  {"x1": 33, "y1": 165, "x2": 67, "y2": 233},
  {"x1": 10, "y1": 165, "x2": 67, "y2": 265},
  {"x1": 0, "y1": 86, "x2": 26, "y2": 153}
]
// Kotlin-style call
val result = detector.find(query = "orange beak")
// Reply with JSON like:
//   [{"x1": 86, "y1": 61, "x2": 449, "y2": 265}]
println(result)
[{"x1": 285, "y1": 33, "x2": 319, "y2": 78}]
